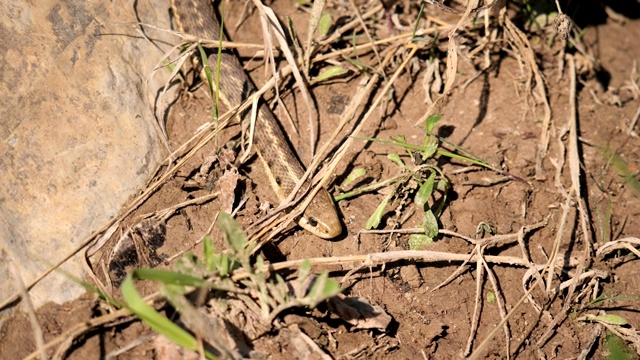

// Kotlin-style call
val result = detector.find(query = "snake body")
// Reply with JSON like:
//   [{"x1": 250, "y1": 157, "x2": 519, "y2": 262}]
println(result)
[{"x1": 171, "y1": 0, "x2": 341, "y2": 239}]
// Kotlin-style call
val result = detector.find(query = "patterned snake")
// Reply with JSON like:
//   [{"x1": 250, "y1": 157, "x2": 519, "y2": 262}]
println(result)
[{"x1": 171, "y1": 0, "x2": 342, "y2": 238}]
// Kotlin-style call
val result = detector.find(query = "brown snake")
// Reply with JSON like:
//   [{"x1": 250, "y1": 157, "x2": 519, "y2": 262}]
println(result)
[{"x1": 170, "y1": 0, "x2": 342, "y2": 239}]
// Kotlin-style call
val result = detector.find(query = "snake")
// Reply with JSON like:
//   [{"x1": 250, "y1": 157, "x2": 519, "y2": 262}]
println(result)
[{"x1": 170, "y1": 0, "x2": 342, "y2": 239}]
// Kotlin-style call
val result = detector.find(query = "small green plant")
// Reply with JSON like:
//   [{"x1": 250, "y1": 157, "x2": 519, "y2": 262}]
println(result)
[
  {"x1": 486, "y1": 291, "x2": 496, "y2": 304},
  {"x1": 338, "y1": 115, "x2": 447, "y2": 248},
  {"x1": 601, "y1": 147, "x2": 640, "y2": 198},
  {"x1": 585, "y1": 292, "x2": 640, "y2": 310},
  {"x1": 339, "y1": 115, "x2": 503, "y2": 248},
  {"x1": 121, "y1": 213, "x2": 341, "y2": 356}
]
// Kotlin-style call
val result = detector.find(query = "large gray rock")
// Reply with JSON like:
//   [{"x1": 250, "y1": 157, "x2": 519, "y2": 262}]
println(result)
[{"x1": 0, "y1": 0, "x2": 172, "y2": 307}]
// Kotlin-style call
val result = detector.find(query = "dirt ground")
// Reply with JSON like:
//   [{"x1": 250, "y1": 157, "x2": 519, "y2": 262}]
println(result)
[{"x1": 2, "y1": 0, "x2": 640, "y2": 359}]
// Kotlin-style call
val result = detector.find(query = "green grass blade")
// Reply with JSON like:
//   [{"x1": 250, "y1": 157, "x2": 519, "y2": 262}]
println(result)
[
  {"x1": 602, "y1": 147, "x2": 640, "y2": 197},
  {"x1": 133, "y1": 268, "x2": 207, "y2": 288},
  {"x1": 314, "y1": 65, "x2": 348, "y2": 83},
  {"x1": 121, "y1": 274, "x2": 200, "y2": 352}
]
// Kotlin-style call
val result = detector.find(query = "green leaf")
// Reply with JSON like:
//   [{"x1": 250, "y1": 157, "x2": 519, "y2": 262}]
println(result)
[
  {"x1": 605, "y1": 333, "x2": 635, "y2": 360},
  {"x1": 121, "y1": 275, "x2": 200, "y2": 352},
  {"x1": 408, "y1": 234, "x2": 433, "y2": 250},
  {"x1": 219, "y1": 253, "x2": 232, "y2": 276},
  {"x1": 387, "y1": 153, "x2": 405, "y2": 168},
  {"x1": 341, "y1": 53, "x2": 375, "y2": 73},
  {"x1": 390, "y1": 135, "x2": 407, "y2": 145},
  {"x1": 217, "y1": 212, "x2": 248, "y2": 254},
  {"x1": 272, "y1": 274, "x2": 288, "y2": 303},
  {"x1": 314, "y1": 65, "x2": 347, "y2": 83},
  {"x1": 203, "y1": 236, "x2": 215, "y2": 272},
  {"x1": 307, "y1": 272, "x2": 341, "y2": 303},
  {"x1": 422, "y1": 209, "x2": 439, "y2": 238},
  {"x1": 415, "y1": 172, "x2": 436, "y2": 207},
  {"x1": 299, "y1": 259, "x2": 312, "y2": 280},
  {"x1": 341, "y1": 167, "x2": 366, "y2": 187},
  {"x1": 436, "y1": 178, "x2": 448, "y2": 191},
  {"x1": 422, "y1": 139, "x2": 439, "y2": 160},
  {"x1": 163, "y1": 59, "x2": 176, "y2": 73},
  {"x1": 592, "y1": 314, "x2": 629, "y2": 326},
  {"x1": 254, "y1": 255, "x2": 266, "y2": 273},
  {"x1": 162, "y1": 283, "x2": 188, "y2": 298},
  {"x1": 318, "y1": 13, "x2": 332, "y2": 36},
  {"x1": 425, "y1": 114, "x2": 442, "y2": 132},
  {"x1": 486, "y1": 291, "x2": 496, "y2": 304},
  {"x1": 286, "y1": 16, "x2": 302, "y2": 54},
  {"x1": 588, "y1": 294, "x2": 640, "y2": 307},
  {"x1": 365, "y1": 193, "x2": 392, "y2": 230},
  {"x1": 197, "y1": 43, "x2": 214, "y2": 98},
  {"x1": 133, "y1": 268, "x2": 207, "y2": 288}
]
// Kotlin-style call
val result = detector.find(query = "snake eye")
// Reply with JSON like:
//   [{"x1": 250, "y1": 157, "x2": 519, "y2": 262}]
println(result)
[
  {"x1": 308, "y1": 217, "x2": 318, "y2": 227},
  {"x1": 275, "y1": 177, "x2": 281, "y2": 185}
]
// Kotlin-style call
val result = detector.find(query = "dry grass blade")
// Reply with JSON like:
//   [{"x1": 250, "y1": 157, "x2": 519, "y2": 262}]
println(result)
[
  {"x1": 543, "y1": 55, "x2": 592, "y2": 299},
  {"x1": 455, "y1": 244, "x2": 512, "y2": 356},
  {"x1": 423, "y1": 0, "x2": 497, "y2": 119},
  {"x1": 239, "y1": 97, "x2": 261, "y2": 163},
  {"x1": 628, "y1": 100, "x2": 640, "y2": 135},
  {"x1": 303, "y1": 0, "x2": 326, "y2": 75},
  {"x1": 10, "y1": 260, "x2": 46, "y2": 360},
  {"x1": 104, "y1": 335, "x2": 154, "y2": 360},
  {"x1": 543, "y1": 55, "x2": 577, "y2": 293},
  {"x1": 422, "y1": 58, "x2": 442, "y2": 104},
  {"x1": 425, "y1": 0, "x2": 501, "y2": 15},
  {"x1": 315, "y1": 26, "x2": 447, "y2": 65},
  {"x1": 252, "y1": 2, "x2": 317, "y2": 155},
  {"x1": 468, "y1": 273, "x2": 542, "y2": 360},
  {"x1": 567, "y1": 54, "x2": 594, "y2": 258},
  {"x1": 442, "y1": 36, "x2": 458, "y2": 95},
  {"x1": 443, "y1": 0, "x2": 478, "y2": 94},
  {"x1": 468, "y1": 215, "x2": 570, "y2": 359},
  {"x1": 465, "y1": 252, "x2": 484, "y2": 355},
  {"x1": 596, "y1": 237, "x2": 640, "y2": 258},
  {"x1": 578, "y1": 325, "x2": 603, "y2": 360},
  {"x1": 481, "y1": 255, "x2": 512, "y2": 358},
  {"x1": 348, "y1": 0, "x2": 382, "y2": 67},
  {"x1": 147, "y1": 40, "x2": 191, "y2": 150},
  {"x1": 501, "y1": 12, "x2": 552, "y2": 181},
  {"x1": 432, "y1": 251, "x2": 474, "y2": 291}
]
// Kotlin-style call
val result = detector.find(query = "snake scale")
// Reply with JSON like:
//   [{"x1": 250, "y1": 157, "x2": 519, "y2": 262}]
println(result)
[{"x1": 170, "y1": 0, "x2": 342, "y2": 239}]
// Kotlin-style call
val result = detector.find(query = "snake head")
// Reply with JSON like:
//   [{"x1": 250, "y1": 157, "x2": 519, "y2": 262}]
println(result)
[{"x1": 298, "y1": 190, "x2": 342, "y2": 239}]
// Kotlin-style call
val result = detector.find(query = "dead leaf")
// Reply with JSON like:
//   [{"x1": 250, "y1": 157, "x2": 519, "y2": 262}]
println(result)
[
  {"x1": 217, "y1": 167, "x2": 239, "y2": 213},
  {"x1": 327, "y1": 295, "x2": 392, "y2": 331},
  {"x1": 422, "y1": 58, "x2": 442, "y2": 104}
]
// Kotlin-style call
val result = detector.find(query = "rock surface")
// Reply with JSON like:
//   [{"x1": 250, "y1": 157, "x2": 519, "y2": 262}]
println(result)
[{"x1": 0, "y1": 0, "x2": 174, "y2": 307}]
